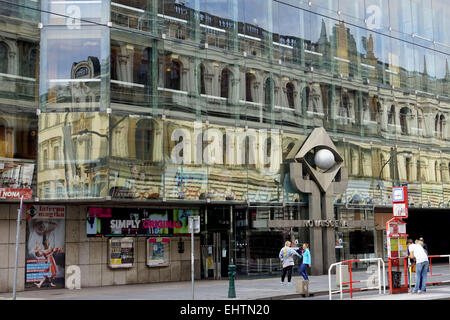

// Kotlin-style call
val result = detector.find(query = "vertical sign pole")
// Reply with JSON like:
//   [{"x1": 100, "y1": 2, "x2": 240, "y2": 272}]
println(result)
[
  {"x1": 190, "y1": 216, "x2": 194, "y2": 300},
  {"x1": 13, "y1": 196, "x2": 24, "y2": 300}
]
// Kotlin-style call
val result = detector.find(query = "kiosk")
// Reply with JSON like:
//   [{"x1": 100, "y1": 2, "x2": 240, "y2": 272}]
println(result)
[{"x1": 386, "y1": 187, "x2": 409, "y2": 294}]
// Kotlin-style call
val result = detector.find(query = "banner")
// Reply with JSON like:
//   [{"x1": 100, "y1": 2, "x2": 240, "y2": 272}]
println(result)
[
  {"x1": 0, "y1": 188, "x2": 32, "y2": 200},
  {"x1": 87, "y1": 208, "x2": 199, "y2": 237},
  {"x1": 25, "y1": 205, "x2": 65, "y2": 290}
]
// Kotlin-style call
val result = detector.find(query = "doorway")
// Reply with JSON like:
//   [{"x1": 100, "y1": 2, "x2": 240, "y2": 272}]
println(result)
[{"x1": 201, "y1": 206, "x2": 231, "y2": 279}]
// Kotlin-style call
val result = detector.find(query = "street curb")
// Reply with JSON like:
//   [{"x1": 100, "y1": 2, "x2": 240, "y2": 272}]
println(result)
[{"x1": 256, "y1": 291, "x2": 329, "y2": 300}]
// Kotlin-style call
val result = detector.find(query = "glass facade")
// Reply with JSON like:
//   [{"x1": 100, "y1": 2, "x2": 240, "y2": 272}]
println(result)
[{"x1": 2, "y1": 0, "x2": 450, "y2": 276}]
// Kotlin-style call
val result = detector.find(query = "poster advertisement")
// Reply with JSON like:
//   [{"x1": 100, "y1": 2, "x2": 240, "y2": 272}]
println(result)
[
  {"x1": 25, "y1": 205, "x2": 65, "y2": 289},
  {"x1": 109, "y1": 238, "x2": 134, "y2": 268},
  {"x1": 87, "y1": 208, "x2": 199, "y2": 237},
  {"x1": 173, "y1": 209, "x2": 198, "y2": 234},
  {"x1": 146, "y1": 238, "x2": 170, "y2": 267}
]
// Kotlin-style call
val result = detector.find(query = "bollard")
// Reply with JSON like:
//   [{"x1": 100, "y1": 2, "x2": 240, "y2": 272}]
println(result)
[{"x1": 228, "y1": 260, "x2": 236, "y2": 298}]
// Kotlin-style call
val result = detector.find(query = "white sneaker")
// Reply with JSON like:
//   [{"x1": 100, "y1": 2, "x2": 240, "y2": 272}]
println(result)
[
  {"x1": 280, "y1": 282, "x2": 285, "y2": 285},
  {"x1": 287, "y1": 282, "x2": 292, "y2": 286}
]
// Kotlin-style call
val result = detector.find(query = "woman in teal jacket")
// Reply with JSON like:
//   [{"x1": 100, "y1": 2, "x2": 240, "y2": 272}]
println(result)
[{"x1": 299, "y1": 243, "x2": 311, "y2": 281}]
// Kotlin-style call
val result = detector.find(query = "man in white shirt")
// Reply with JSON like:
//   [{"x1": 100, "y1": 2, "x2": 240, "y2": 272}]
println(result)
[{"x1": 409, "y1": 240, "x2": 429, "y2": 294}]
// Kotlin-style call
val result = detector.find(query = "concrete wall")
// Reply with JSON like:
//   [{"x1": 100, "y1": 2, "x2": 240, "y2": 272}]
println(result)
[
  {"x1": 0, "y1": 203, "x2": 24, "y2": 293},
  {"x1": 0, "y1": 203, "x2": 201, "y2": 293}
]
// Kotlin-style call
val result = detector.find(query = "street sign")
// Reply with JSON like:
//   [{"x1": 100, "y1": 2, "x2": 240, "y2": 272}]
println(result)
[{"x1": 188, "y1": 216, "x2": 200, "y2": 233}]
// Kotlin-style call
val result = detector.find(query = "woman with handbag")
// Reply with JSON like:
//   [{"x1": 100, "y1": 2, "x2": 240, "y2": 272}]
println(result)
[{"x1": 279, "y1": 241, "x2": 301, "y2": 286}]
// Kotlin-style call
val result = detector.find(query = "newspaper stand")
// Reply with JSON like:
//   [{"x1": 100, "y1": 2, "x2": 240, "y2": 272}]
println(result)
[{"x1": 386, "y1": 187, "x2": 409, "y2": 294}]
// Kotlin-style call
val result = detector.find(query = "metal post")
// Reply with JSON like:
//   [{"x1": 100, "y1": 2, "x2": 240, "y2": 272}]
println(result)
[
  {"x1": 13, "y1": 196, "x2": 24, "y2": 300},
  {"x1": 191, "y1": 221, "x2": 194, "y2": 300}
]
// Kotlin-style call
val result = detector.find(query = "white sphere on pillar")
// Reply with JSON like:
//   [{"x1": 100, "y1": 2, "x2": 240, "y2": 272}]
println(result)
[{"x1": 314, "y1": 149, "x2": 335, "y2": 170}]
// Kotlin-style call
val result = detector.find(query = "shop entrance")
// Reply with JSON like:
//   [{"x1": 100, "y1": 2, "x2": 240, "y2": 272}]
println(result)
[
  {"x1": 335, "y1": 205, "x2": 376, "y2": 270},
  {"x1": 200, "y1": 206, "x2": 231, "y2": 279}
]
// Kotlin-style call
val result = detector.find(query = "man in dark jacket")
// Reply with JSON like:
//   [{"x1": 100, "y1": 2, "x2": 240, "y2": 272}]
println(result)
[{"x1": 419, "y1": 237, "x2": 428, "y2": 254}]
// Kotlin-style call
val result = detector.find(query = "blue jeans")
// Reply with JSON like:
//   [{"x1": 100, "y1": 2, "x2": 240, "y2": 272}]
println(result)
[
  {"x1": 300, "y1": 263, "x2": 309, "y2": 280},
  {"x1": 414, "y1": 261, "x2": 429, "y2": 293}
]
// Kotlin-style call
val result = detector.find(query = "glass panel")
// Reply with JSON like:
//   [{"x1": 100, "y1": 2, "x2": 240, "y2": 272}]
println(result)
[
  {"x1": 110, "y1": 30, "x2": 155, "y2": 113},
  {"x1": 364, "y1": 0, "x2": 390, "y2": 31},
  {"x1": 163, "y1": 118, "x2": 208, "y2": 200},
  {"x1": 111, "y1": 0, "x2": 153, "y2": 32},
  {"x1": 38, "y1": 112, "x2": 109, "y2": 199},
  {"x1": 432, "y1": 0, "x2": 450, "y2": 54},
  {"x1": 109, "y1": 115, "x2": 163, "y2": 200},
  {"x1": 42, "y1": 0, "x2": 109, "y2": 26},
  {"x1": 0, "y1": 107, "x2": 37, "y2": 198},
  {"x1": 39, "y1": 26, "x2": 110, "y2": 112},
  {"x1": 389, "y1": 0, "x2": 413, "y2": 36},
  {"x1": 0, "y1": 0, "x2": 41, "y2": 22}
]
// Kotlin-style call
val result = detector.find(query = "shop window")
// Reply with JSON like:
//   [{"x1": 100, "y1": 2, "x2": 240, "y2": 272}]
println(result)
[
  {"x1": 165, "y1": 59, "x2": 181, "y2": 90},
  {"x1": 220, "y1": 68, "x2": 230, "y2": 99},
  {"x1": 286, "y1": 82, "x2": 295, "y2": 108}
]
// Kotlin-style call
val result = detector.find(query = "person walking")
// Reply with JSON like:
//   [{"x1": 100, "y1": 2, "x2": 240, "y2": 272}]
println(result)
[
  {"x1": 406, "y1": 239, "x2": 415, "y2": 291},
  {"x1": 299, "y1": 243, "x2": 311, "y2": 281},
  {"x1": 409, "y1": 239, "x2": 429, "y2": 294},
  {"x1": 279, "y1": 241, "x2": 300, "y2": 286}
]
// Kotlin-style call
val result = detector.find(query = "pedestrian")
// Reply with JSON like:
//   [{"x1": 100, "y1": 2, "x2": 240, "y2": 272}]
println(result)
[
  {"x1": 406, "y1": 239, "x2": 415, "y2": 290},
  {"x1": 299, "y1": 243, "x2": 311, "y2": 281},
  {"x1": 279, "y1": 241, "x2": 300, "y2": 286},
  {"x1": 408, "y1": 239, "x2": 429, "y2": 294},
  {"x1": 419, "y1": 237, "x2": 428, "y2": 255}
]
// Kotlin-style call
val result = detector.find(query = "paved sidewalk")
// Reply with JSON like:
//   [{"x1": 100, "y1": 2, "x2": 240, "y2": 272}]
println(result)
[
  {"x1": 0, "y1": 274, "x2": 331, "y2": 300},
  {"x1": 1, "y1": 264, "x2": 449, "y2": 300}
]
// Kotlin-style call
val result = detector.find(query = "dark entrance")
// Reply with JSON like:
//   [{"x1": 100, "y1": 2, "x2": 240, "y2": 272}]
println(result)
[
  {"x1": 405, "y1": 208, "x2": 450, "y2": 261},
  {"x1": 200, "y1": 206, "x2": 231, "y2": 279}
]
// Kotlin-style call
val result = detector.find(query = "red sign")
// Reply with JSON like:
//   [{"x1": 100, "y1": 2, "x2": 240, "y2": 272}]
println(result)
[
  {"x1": 0, "y1": 188, "x2": 32, "y2": 200},
  {"x1": 392, "y1": 187, "x2": 408, "y2": 218}
]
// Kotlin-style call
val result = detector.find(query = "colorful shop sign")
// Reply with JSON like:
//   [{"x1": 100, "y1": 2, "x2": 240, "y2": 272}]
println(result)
[
  {"x1": 0, "y1": 188, "x2": 32, "y2": 200},
  {"x1": 87, "y1": 208, "x2": 199, "y2": 237}
]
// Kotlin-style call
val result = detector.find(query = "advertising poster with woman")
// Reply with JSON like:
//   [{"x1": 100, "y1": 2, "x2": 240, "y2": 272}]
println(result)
[{"x1": 25, "y1": 205, "x2": 65, "y2": 289}]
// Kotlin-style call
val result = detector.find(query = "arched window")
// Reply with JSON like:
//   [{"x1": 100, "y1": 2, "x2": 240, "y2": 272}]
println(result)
[
  {"x1": 286, "y1": 82, "x2": 295, "y2": 108},
  {"x1": 264, "y1": 77, "x2": 273, "y2": 106},
  {"x1": 199, "y1": 64, "x2": 206, "y2": 95},
  {"x1": 388, "y1": 105, "x2": 396, "y2": 125},
  {"x1": 440, "y1": 115, "x2": 445, "y2": 138},
  {"x1": 245, "y1": 72, "x2": 256, "y2": 102},
  {"x1": 135, "y1": 119, "x2": 153, "y2": 161},
  {"x1": 435, "y1": 161, "x2": 440, "y2": 182},
  {"x1": 0, "y1": 42, "x2": 8, "y2": 74},
  {"x1": 399, "y1": 107, "x2": 409, "y2": 135},
  {"x1": 165, "y1": 60, "x2": 181, "y2": 90},
  {"x1": 220, "y1": 68, "x2": 230, "y2": 99},
  {"x1": 435, "y1": 114, "x2": 440, "y2": 134},
  {"x1": 417, "y1": 160, "x2": 421, "y2": 181}
]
